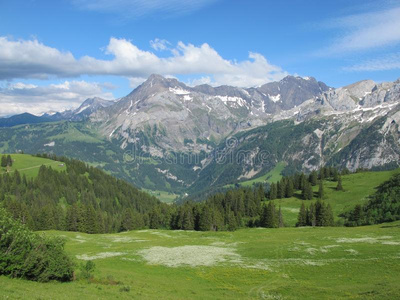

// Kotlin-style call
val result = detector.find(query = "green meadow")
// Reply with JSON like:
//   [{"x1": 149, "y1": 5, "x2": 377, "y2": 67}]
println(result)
[
  {"x1": 1, "y1": 222, "x2": 400, "y2": 299},
  {"x1": 142, "y1": 188, "x2": 179, "y2": 203},
  {"x1": 0, "y1": 154, "x2": 66, "y2": 178}
]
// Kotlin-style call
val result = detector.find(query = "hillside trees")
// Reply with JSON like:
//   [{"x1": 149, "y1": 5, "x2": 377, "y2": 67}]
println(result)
[
  {"x1": 344, "y1": 173, "x2": 400, "y2": 226},
  {"x1": 296, "y1": 200, "x2": 334, "y2": 227}
]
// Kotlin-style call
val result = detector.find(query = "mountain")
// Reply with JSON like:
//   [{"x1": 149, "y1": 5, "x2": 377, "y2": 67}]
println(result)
[
  {"x1": 0, "y1": 74, "x2": 399, "y2": 196},
  {"x1": 90, "y1": 74, "x2": 329, "y2": 153},
  {"x1": 59, "y1": 97, "x2": 116, "y2": 121},
  {"x1": 0, "y1": 113, "x2": 53, "y2": 128}
]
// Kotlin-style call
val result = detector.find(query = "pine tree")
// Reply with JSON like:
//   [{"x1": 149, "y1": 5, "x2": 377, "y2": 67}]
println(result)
[
  {"x1": 302, "y1": 181, "x2": 313, "y2": 200},
  {"x1": 6, "y1": 155, "x2": 12, "y2": 167},
  {"x1": 269, "y1": 183, "x2": 277, "y2": 200},
  {"x1": 1, "y1": 155, "x2": 7, "y2": 168},
  {"x1": 309, "y1": 171, "x2": 318, "y2": 186},
  {"x1": 265, "y1": 202, "x2": 278, "y2": 228},
  {"x1": 336, "y1": 176, "x2": 344, "y2": 191},
  {"x1": 256, "y1": 184, "x2": 265, "y2": 202},
  {"x1": 318, "y1": 180, "x2": 324, "y2": 199},
  {"x1": 296, "y1": 202, "x2": 307, "y2": 227},
  {"x1": 227, "y1": 211, "x2": 237, "y2": 231},
  {"x1": 308, "y1": 203, "x2": 316, "y2": 226},
  {"x1": 285, "y1": 178, "x2": 294, "y2": 198},
  {"x1": 199, "y1": 205, "x2": 213, "y2": 231}
]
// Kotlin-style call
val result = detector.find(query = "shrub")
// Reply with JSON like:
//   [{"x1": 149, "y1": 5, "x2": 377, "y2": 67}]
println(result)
[
  {"x1": 79, "y1": 260, "x2": 95, "y2": 280},
  {"x1": 0, "y1": 207, "x2": 74, "y2": 282}
]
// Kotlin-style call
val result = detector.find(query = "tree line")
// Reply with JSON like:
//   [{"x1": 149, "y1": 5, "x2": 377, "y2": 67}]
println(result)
[
  {"x1": 1, "y1": 154, "x2": 363, "y2": 233},
  {"x1": 267, "y1": 166, "x2": 346, "y2": 201}
]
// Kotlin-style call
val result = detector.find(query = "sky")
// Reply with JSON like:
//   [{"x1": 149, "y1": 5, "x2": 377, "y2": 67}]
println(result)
[{"x1": 0, "y1": 0, "x2": 400, "y2": 116}]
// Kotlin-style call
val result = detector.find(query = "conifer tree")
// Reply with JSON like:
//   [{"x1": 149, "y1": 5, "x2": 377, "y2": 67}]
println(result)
[
  {"x1": 265, "y1": 202, "x2": 278, "y2": 228},
  {"x1": 336, "y1": 176, "x2": 344, "y2": 191},
  {"x1": 296, "y1": 202, "x2": 307, "y2": 227},
  {"x1": 285, "y1": 178, "x2": 294, "y2": 198},
  {"x1": 318, "y1": 180, "x2": 324, "y2": 199},
  {"x1": 1, "y1": 155, "x2": 6, "y2": 168},
  {"x1": 309, "y1": 171, "x2": 318, "y2": 186},
  {"x1": 6, "y1": 155, "x2": 12, "y2": 167},
  {"x1": 302, "y1": 181, "x2": 313, "y2": 200},
  {"x1": 308, "y1": 203, "x2": 316, "y2": 226},
  {"x1": 199, "y1": 205, "x2": 213, "y2": 231},
  {"x1": 269, "y1": 183, "x2": 277, "y2": 200}
]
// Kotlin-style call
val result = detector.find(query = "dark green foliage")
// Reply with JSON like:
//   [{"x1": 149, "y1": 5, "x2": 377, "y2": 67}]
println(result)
[
  {"x1": 296, "y1": 200, "x2": 334, "y2": 227},
  {"x1": 344, "y1": 173, "x2": 400, "y2": 226},
  {"x1": 0, "y1": 154, "x2": 160, "y2": 234},
  {"x1": 285, "y1": 178, "x2": 294, "y2": 198},
  {"x1": 296, "y1": 202, "x2": 308, "y2": 227},
  {"x1": 6, "y1": 155, "x2": 12, "y2": 167},
  {"x1": 309, "y1": 171, "x2": 318, "y2": 186},
  {"x1": 302, "y1": 181, "x2": 313, "y2": 200},
  {"x1": 0, "y1": 208, "x2": 74, "y2": 282},
  {"x1": 318, "y1": 180, "x2": 324, "y2": 199},
  {"x1": 1, "y1": 155, "x2": 6, "y2": 168},
  {"x1": 336, "y1": 176, "x2": 344, "y2": 191},
  {"x1": 80, "y1": 260, "x2": 95, "y2": 280},
  {"x1": 269, "y1": 183, "x2": 277, "y2": 200},
  {"x1": 260, "y1": 202, "x2": 279, "y2": 228}
]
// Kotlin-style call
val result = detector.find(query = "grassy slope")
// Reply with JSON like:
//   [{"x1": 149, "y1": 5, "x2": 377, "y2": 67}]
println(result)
[
  {"x1": 0, "y1": 154, "x2": 66, "y2": 178},
  {"x1": 1, "y1": 222, "x2": 400, "y2": 299},
  {"x1": 272, "y1": 169, "x2": 400, "y2": 227},
  {"x1": 224, "y1": 161, "x2": 286, "y2": 189},
  {"x1": 142, "y1": 189, "x2": 179, "y2": 204}
]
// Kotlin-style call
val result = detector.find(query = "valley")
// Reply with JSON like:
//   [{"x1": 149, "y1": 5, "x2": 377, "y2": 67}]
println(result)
[{"x1": 0, "y1": 75, "x2": 399, "y2": 199}]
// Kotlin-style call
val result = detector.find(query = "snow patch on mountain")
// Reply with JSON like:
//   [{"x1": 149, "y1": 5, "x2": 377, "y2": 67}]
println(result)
[
  {"x1": 169, "y1": 87, "x2": 191, "y2": 95},
  {"x1": 269, "y1": 94, "x2": 281, "y2": 102}
]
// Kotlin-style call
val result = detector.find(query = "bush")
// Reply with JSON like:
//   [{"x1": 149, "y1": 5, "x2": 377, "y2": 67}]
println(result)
[
  {"x1": 0, "y1": 207, "x2": 74, "y2": 282},
  {"x1": 79, "y1": 260, "x2": 95, "y2": 280}
]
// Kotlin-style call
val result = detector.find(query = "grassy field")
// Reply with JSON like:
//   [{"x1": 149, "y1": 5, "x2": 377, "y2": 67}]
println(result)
[
  {"x1": 0, "y1": 154, "x2": 66, "y2": 178},
  {"x1": 272, "y1": 169, "x2": 400, "y2": 227},
  {"x1": 1, "y1": 222, "x2": 400, "y2": 299},
  {"x1": 225, "y1": 162, "x2": 286, "y2": 189},
  {"x1": 142, "y1": 189, "x2": 179, "y2": 203}
]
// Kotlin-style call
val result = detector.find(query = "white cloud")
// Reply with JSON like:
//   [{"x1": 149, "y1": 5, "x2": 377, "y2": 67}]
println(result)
[
  {"x1": 71, "y1": 0, "x2": 219, "y2": 19},
  {"x1": 150, "y1": 38, "x2": 171, "y2": 51},
  {"x1": 320, "y1": 6, "x2": 400, "y2": 55},
  {"x1": 0, "y1": 80, "x2": 114, "y2": 117},
  {"x1": 0, "y1": 36, "x2": 288, "y2": 87},
  {"x1": 343, "y1": 52, "x2": 400, "y2": 71}
]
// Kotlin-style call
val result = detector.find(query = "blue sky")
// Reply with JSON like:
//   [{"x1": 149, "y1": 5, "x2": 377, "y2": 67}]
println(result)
[{"x1": 0, "y1": 0, "x2": 399, "y2": 116}]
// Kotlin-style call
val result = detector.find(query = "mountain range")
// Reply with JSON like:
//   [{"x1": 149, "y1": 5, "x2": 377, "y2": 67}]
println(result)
[{"x1": 0, "y1": 74, "x2": 399, "y2": 196}]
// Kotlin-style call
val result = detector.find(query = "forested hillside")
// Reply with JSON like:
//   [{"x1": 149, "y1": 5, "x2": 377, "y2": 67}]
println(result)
[{"x1": 0, "y1": 154, "x2": 161, "y2": 233}]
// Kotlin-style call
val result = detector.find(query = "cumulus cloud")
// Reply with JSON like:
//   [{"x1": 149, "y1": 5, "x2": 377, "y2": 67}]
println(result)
[
  {"x1": 320, "y1": 6, "x2": 400, "y2": 55},
  {"x1": 0, "y1": 36, "x2": 288, "y2": 87},
  {"x1": 71, "y1": 0, "x2": 220, "y2": 19},
  {"x1": 0, "y1": 80, "x2": 114, "y2": 117}
]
